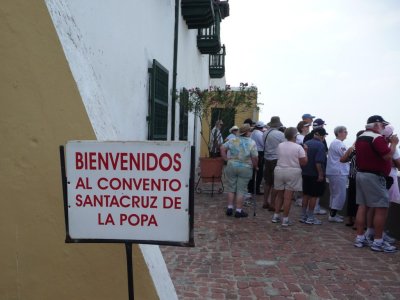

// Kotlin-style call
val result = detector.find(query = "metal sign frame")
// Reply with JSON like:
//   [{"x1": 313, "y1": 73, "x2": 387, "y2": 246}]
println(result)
[
  {"x1": 59, "y1": 142, "x2": 195, "y2": 300},
  {"x1": 60, "y1": 142, "x2": 195, "y2": 246}
]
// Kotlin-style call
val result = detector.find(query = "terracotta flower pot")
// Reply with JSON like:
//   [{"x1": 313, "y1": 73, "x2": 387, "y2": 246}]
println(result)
[{"x1": 199, "y1": 157, "x2": 224, "y2": 183}]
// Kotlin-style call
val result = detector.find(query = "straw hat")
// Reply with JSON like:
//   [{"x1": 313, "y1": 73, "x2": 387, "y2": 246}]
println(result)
[
  {"x1": 239, "y1": 124, "x2": 251, "y2": 136},
  {"x1": 229, "y1": 125, "x2": 239, "y2": 133}
]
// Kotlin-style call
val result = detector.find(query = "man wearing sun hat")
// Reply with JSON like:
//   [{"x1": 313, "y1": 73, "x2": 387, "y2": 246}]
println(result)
[
  {"x1": 262, "y1": 116, "x2": 285, "y2": 211},
  {"x1": 353, "y1": 115, "x2": 399, "y2": 253},
  {"x1": 225, "y1": 125, "x2": 239, "y2": 142},
  {"x1": 248, "y1": 120, "x2": 266, "y2": 195}
]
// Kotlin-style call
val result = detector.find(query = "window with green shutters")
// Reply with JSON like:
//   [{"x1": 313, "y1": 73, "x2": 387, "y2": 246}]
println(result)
[{"x1": 148, "y1": 59, "x2": 169, "y2": 140}]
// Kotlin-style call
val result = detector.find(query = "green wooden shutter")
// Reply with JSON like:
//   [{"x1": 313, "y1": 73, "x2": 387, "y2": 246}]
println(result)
[{"x1": 148, "y1": 59, "x2": 169, "y2": 140}]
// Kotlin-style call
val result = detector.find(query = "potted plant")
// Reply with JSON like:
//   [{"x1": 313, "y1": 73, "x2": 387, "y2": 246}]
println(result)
[{"x1": 179, "y1": 83, "x2": 259, "y2": 194}]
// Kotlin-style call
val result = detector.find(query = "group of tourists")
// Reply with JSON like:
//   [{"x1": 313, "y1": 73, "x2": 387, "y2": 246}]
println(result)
[{"x1": 213, "y1": 113, "x2": 400, "y2": 253}]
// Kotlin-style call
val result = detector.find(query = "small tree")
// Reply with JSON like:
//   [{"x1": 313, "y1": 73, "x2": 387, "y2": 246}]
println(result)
[{"x1": 180, "y1": 82, "x2": 259, "y2": 157}]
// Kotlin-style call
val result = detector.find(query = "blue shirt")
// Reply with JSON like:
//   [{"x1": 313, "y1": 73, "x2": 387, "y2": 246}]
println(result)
[
  {"x1": 302, "y1": 138, "x2": 327, "y2": 176},
  {"x1": 250, "y1": 129, "x2": 264, "y2": 151},
  {"x1": 263, "y1": 128, "x2": 285, "y2": 160},
  {"x1": 222, "y1": 136, "x2": 258, "y2": 168}
]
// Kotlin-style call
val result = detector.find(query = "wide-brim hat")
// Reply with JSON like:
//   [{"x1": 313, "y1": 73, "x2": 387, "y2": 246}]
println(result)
[
  {"x1": 267, "y1": 116, "x2": 283, "y2": 128},
  {"x1": 229, "y1": 125, "x2": 239, "y2": 133},
  {"x1": 239, "y1": 124, "x2": 251, "y2": 135}
]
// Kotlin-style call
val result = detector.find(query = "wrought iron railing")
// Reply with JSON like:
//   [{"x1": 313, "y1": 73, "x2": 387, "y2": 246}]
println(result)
[{"x1": 209, "y1": 45, "x2": 225, "y2": 78}]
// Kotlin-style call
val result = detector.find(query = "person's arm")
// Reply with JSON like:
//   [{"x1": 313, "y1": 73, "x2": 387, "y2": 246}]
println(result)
[
  {"x1": 224, "y1": 133, "x2": 231, "y2": 143},
  {"x1": 299, "y1": 156, "x2": 308, "y2": 167},
  {"x1": 383, "y1": 135, "x2": 399, "y2": 161},
  {"x1": 340, "y1": 145, "x2": 355, "y2": 163},
  {"x1": 394, "y1": 158, "x2": 400, "y2": 170},
  {"x1": 250, "y1": 141, "x2": 259, "y2": 169},
  {"x1": 298, "y1": 145, "x2": 308, "y2": 166},
  {"x1": 392, "y1": 148, "x2": 400, "y2": 169},
  {"x1": 316, "y1": 163, "x2": 324, "y2": 182},
  {"x1": 220, "y1": 144, "x2": 228, "y2": 161},
  {"x1": 251, "y1": 156, "x2": 259, "y2": 170}
]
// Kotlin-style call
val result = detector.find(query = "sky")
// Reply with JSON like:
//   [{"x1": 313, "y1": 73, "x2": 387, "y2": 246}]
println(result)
[{"x1": 221, "y1": 0, "x2": 400, "y2": 146}]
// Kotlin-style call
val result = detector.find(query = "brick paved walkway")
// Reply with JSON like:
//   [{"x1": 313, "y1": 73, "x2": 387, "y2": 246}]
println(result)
[{"x1": 161, "y1": 191, "x2": 400, "y2": 299}]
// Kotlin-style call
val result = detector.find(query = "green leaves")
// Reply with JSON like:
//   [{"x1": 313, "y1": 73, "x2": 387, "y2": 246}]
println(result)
[{"x1": 180, "y1": 83, "x2": 258, "y2": 118}]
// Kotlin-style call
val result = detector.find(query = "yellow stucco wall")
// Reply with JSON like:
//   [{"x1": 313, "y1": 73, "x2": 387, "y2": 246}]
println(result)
[
  {"x1": 199, "y1": 92, "x2": 259, "y2": 157},
  {"x1": 0, "y1": 1, "x2": 158, "y2": 299}
]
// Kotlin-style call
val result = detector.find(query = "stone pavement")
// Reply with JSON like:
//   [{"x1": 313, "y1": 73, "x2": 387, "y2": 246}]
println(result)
[{"x1": 160, "y1": 190, "x2": 400, "y2": 300}]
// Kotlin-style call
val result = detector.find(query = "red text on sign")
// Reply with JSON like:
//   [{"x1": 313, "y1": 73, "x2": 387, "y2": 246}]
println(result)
[
  {"x1": 75, "y1": 177, "x2": 92, "y2": 189},
  {"x1": 120, "y1": 213, "x2": 158, "y2": 227},
  {"x1": 97, "y1": 177, "x2": 181, "y2": 191},
  {"x1": 76, "y1": 194, "x2": 158, "y2": 208},
  {"x1": 163, "y1": 196, "x2": 182, "y2": 209},
  {"x1": 75, "y1": 152, "x2": 182, "y2": 172}
]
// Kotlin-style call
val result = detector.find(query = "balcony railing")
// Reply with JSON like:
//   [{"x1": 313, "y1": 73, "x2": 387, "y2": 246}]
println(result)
[
  {"x1": 209, "y1": 45, "x2": 225, "y2": 78},
  {"x1": 197, "y1": 9, "x2": 221, "y2": 54}
]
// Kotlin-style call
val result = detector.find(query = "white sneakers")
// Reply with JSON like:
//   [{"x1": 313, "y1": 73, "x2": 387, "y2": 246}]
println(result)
[
  {"x1": 328, "y1": 215, "x2": 344, "y2": 223},
  {"x1": 354, "y1": 234, "x2": 397, "y2": 253},
  {"x1": 370, "y1": 240, "x2": 397, "y2": 253},
  {"x1": 314, "y1": 207, "x2": 327, "y2": 215}
]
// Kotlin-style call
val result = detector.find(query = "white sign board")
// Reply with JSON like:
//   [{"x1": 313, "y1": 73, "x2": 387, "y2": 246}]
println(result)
[{"x1": 65, "y1": 141, "x2": 191, "y2": 243}]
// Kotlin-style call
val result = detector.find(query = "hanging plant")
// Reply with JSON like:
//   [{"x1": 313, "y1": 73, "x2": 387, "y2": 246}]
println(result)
[{"x1": 179, "y1": 83, "x2": 259, "y2": 157}]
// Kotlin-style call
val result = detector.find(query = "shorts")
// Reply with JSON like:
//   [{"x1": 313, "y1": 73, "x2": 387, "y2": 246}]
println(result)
[
  {"x1": 388, "y1": 173, "x2": 400, "y2": 204},
  {"x1": 274, "y1": 167, "x2": 302, "y2": 191},
  {"x1": 302, "y1": 175, "x2": 325, "y2": 197},
  {"x1": 356, "y1": 172, "x2": 389, "y2": 208},
  {"x1": 224, "y1": 162, "x2": 253, "y2": 195},
  {"x1": 264, "y1": 159, "x2": 277, "y2": 186}
]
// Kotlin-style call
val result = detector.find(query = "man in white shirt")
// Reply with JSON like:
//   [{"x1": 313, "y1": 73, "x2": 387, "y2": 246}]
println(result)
[
  {"x1": 262, "y1": 116, "x2": 285, "y2": 210},
  {"x1": 209, "y1": 120, "x2": 224, "y2": 157},
  {"x1": 249, "y1": 121, "x2": 265, "y2": 194}
]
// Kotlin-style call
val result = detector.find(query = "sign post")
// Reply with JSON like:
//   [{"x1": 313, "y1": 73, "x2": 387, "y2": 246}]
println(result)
[
  {"x1": 125, "y1": 242, "x2": 134, "y2": 300},
  {"x1": 59, "y1": 141, "x2": 194, "y2": 299}
]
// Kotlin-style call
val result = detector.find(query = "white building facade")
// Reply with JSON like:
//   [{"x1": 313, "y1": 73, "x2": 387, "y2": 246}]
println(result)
[{"x1": 45, "y1": 1, "x2": 228, "y2": 298}]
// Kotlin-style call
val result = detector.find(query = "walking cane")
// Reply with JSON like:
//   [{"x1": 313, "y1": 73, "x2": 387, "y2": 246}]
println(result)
[{"x1": 253, "y1": 167, "x2": 257, "y2": 217}]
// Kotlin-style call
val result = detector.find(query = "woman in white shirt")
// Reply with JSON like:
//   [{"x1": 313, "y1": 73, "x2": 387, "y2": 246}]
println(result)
[
  {"x1": 272, "y1": 127, "x2": 308, "y2": 226},
  {"x1": 326, "y1": 126, "x2": 349, "y2": 222},
  {"x1": 296, "y1": 120, "x2": 311, "y2": 145}
]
